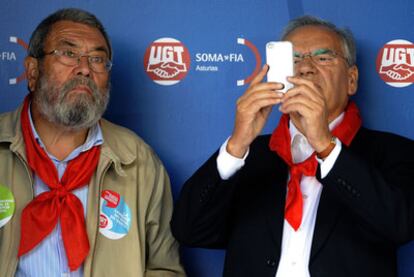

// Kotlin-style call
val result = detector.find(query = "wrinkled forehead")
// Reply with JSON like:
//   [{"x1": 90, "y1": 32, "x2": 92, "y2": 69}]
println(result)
[
  {"x1": 45, "y1": 20, "x2": 109, "y2": 55},
  {"x1": 285, "y1": 25, "x2": 344, "y2": 54}
]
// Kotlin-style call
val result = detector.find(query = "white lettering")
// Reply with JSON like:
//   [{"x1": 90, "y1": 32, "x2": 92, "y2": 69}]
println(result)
[
  {"x1": 162, "y1": 46, "x2": 174, "y2": 62},
  {"x1": 1, "y1": 52, "x2": 16, "y2": 61},
  {"x1": 173, "y1": 46, "x2": 184, "y2": 63},
  {"x1": 229, "y1": 53, "x2": 244, "y2": 62},
  {"x1": 395, "y1": 48, "x2": 406, "y2": 64},
  {"x1": 195, "y1": 53, "x2": 244, "y2": 63},
  {"x1": 406, "y1": 48, "x2": 414, "y2": 65},
  {"x1": 382, "y1": 47, "x2": 414, "y2": 65},
  {"x1": 195, "y1": 65, "x2": 219, "y2": 71},
  {"x1": 381, "y1": 48, "x2": 393, "y2": 66},
  {"x1": 149, "y1": 45, "x2": 184, "y2": 64},
  {"x1": 149, "y1": 46, "x2": 162, "y2": 64}
]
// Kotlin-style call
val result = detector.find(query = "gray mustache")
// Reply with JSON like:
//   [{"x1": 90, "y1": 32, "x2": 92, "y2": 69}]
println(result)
[{"x1": 61, "y1": 77, "x2": 98, "y2": 94}]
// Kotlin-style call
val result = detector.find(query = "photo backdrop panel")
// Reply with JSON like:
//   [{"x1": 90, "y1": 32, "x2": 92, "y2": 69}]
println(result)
[{"x1": 0, "y1": 1, "x2": 413, "y2": 276}]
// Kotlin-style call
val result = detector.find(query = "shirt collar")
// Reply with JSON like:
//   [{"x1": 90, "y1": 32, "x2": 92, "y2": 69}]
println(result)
[{"x1": 288, "y1": 112, "x2": 345, "y2": 163}]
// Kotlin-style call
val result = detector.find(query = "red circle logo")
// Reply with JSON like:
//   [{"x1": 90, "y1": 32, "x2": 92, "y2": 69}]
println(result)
[
  {"x1": 144, "y1": 37, "x2": 191, "y2": 86},
  {"x1": 376, "y1": 39, "x2": 414, "y2": 88},
  {"x1": 99, "y1": 214, "x2": 108, "y2": 228}
]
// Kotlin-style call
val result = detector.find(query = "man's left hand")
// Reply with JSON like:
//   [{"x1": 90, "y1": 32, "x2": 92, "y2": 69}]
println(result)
[{"x1": 279, "y1": 76, "x2": 332, "y2": 153}]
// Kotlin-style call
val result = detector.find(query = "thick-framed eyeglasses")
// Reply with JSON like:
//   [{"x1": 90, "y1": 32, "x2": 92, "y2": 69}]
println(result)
[
  {"x1": 293, "y1": 48, "x2": 349, "y2": 66},
  {"x1": 40, "y1": 49, "x2": 113, "y2": 73}
]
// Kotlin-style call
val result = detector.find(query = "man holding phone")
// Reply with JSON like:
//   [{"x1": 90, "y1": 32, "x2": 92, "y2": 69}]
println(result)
[{"x1": 171, "y1": 15, "x2": 414, "y2": 277}]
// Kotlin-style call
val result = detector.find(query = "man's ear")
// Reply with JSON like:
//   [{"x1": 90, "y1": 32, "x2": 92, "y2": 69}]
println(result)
[
  {"x1": 347, "y1": 65, "x2": 358, "y2": 96},
  {"x1": 25, "y1": 56, "x2": 39, "y2": 92}
]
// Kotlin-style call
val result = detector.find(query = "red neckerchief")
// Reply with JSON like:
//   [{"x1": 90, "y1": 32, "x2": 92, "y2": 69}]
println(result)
[
  {"x1": 269, "y1": 101, "x2": 361, "y2": 231},
  {"x1": 18, "y1": 95, "x2": 101, "y2": 271}
]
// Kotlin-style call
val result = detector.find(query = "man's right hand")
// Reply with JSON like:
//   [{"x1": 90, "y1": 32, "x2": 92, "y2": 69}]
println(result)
[{"x1": 227, "y1": 64, "x2": 284, "y2": 158}]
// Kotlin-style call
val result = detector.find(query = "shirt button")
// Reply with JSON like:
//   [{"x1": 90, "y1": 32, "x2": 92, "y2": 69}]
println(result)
[
  {"x1": 303, "y1": 194, "x2": 308, "y2": 199},
  {"x1": 266, "y1": 259, "x2": 277, "y2": 267},
  {"x1": 291, "y1": 261, "x2": 297, "y2": 266}
]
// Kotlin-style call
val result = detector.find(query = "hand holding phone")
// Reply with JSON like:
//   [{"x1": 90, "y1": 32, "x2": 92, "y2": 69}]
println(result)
[{"x1": 266, "y1": 41, "x2": 294, "y2": 93}]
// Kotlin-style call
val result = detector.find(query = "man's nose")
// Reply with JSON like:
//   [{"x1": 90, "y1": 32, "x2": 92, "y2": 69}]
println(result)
[
  {"x1": 294, "y1": 58, "x2": 316, "y2": 78},
  {"x1": 74, "y1": 56, "x2": 91, "y2": 77}
]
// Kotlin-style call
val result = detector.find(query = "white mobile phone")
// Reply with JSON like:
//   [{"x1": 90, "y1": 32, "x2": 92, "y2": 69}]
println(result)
[{"x1": 266, "y1": 41, "x2": 294, "y2": 93}]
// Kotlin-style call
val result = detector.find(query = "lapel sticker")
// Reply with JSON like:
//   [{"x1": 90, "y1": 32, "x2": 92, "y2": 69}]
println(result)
[
  {"x1": 99, "y1": 190, "x2": 131, "y2": 239},
  {"x1": 0, "y1": 185, "x2": 15, "y2": 228}
]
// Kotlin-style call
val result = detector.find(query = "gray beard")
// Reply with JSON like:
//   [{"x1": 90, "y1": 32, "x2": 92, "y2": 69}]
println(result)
[{"x1": 33, "y1": 75, "x2": 110, "y2": 131}]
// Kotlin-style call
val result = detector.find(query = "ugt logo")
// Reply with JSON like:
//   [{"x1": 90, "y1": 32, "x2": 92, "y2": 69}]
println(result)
[
  {"x1": 144, "y1": 37, "x2": 191, "y2": 86},
  {"x1": 376, "y1": 39, "x2": 414, "y2": 88}
]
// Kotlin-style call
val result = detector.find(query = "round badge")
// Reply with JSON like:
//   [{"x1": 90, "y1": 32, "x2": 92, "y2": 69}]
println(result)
[
  {"x1": 143, "y1": 37, "x2": 191, "y2": 86},
  {"x1": 0, "y1": 185, "x2": 15, "y2": 228},
  {"x1": 376, "y1": 39, "x2": 414, "y2": 88},
  {"x1": 99, "y1": 190, "x2": 131, "y2": 239}
]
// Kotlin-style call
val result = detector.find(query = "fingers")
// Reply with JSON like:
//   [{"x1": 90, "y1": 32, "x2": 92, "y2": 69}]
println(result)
[
  {"x1": 280, "y1": 89, "x2": 322, "y2": 114},
  {"x1": 276, "y1": 77, "x2": 332, "y2": 151},
  {"x1": 279, "y1": 77, "x2": 324, "y2": 113},
  {"x1": 228, "y1": 64, "x2": 287, "y2": 157},
  {"x1": 249, "y1": 64, "x2": 269, "y2": 87},
  {"x1": 240, "y1": 65, "x2": 286, "y2": 102},
  {"x1": 279, "y1": 101, "x2": 315, "y2": 119},
  {"x1": 283, "y1": 77, "x2": 323, "y2": 103},
  {"x1": 238, "y1": 90, "x2": 283, "y2": 111}
]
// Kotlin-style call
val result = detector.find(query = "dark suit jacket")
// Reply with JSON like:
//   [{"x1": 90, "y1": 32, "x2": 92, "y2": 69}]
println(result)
[{"x1": 171, "y1": 127, "x2": 414, "y2": 277}]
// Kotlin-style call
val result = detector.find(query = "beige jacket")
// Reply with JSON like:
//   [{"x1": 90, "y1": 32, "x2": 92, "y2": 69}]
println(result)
[{"x1": 0, "y1": 105, "x2": 185, "y2": 277}]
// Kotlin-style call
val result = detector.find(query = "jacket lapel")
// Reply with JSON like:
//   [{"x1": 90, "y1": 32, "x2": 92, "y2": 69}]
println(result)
[
  {"x1": 265, "y1": 177, "x2": 287, "y2": 251},
  {"x1": 310, "y1": 190, "x2": 341, "y2": 261}
]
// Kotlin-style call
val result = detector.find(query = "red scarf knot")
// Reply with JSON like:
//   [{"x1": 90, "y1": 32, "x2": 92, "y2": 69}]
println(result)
[
  {"x1": 55, "y1": 185, "x2": 68, "y2": 196},
  {"x1": 290, "y1": 155, "x2": 318, "y2": 177}
]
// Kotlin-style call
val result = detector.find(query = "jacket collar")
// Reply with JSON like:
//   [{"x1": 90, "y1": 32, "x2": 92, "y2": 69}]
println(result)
[
  {"x1": 0, "y1": 104, "x2": 27, "y2": 159},
  {"x1": 96, "y1": 118, "x2": 136, "y2": 177},
  {"x1": 0, "y1": 103, "x2": 136, "y2": 177}
]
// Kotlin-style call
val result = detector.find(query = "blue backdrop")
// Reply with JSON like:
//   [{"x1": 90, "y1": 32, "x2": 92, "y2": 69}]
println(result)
[{"x1": 0, "y1": 1, "x2": 413, "y2": 276}]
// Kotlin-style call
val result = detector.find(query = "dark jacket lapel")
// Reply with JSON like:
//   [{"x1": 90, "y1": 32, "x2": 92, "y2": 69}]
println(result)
[
  {"x1": 310, "y1": 189, "x2": 341, "y2": 261},
  {"x1": 265, "y1": 176, "x2": 288, "y2": 252}
]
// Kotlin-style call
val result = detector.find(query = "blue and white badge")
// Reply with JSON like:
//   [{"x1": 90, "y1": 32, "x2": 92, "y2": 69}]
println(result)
[{"x1": 99, "y1": 190, "x2": 131, "y2": 239}]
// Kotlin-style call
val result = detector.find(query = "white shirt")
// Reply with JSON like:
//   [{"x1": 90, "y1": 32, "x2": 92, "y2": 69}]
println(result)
[{"x1": 216, "y1": 114, "x2": 343, "y2": 277}]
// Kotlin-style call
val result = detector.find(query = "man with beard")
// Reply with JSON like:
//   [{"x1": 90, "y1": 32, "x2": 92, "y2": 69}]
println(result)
[
  {"x1": 0, "y1": 8, "x2": 185, "y2": 276},
  {"x1": 171, "y1": 16, "x2": 414, "y2": 276}
]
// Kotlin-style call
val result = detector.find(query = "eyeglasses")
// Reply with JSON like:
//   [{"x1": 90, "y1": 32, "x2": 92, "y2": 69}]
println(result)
[
  {"x1": 41, "y1": 49, "x2": 113, "y2": 73},
  {"x1": 293, "y1": 48, "x2": 349, "y2": 66}
]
